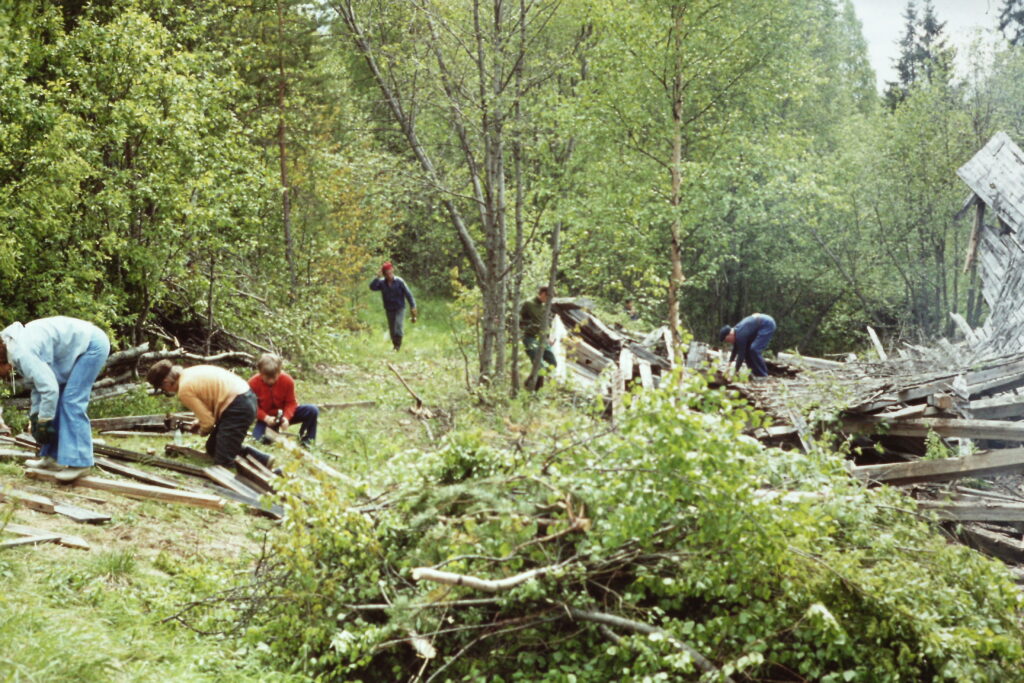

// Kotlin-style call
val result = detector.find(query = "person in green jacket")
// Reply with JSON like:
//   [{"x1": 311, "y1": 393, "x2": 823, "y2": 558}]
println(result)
[{"x1": 520, "y1": 286, "x2": 557, "y2": 385}]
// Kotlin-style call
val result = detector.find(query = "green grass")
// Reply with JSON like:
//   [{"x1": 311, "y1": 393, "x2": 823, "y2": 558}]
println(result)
[{"x1": 0, "y1": 294, "x2": 578, "y2": 681}]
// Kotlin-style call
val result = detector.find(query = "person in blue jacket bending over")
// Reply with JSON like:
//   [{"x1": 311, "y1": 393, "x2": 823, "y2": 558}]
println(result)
[
  {"x1": 370, "y1": 262, "x2": 417, "y2": 351},
  {"x1": 719, "y1": 313, "x2": 776, "y2": 380},
  {"x1": 0, "y1": 317, "x2": 110, "y2": 481}
]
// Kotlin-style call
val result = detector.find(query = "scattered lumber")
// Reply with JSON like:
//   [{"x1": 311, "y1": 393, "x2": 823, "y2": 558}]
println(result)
[
  {"x1": 24, "y1": 468, "x2": 225, "y2": 510},
  {"x1": 203, "y1": 466, "x2": 263, "y2": 499},
  {"x1": 852, "y1": 448, "x2": 1024, "y2": 486},
  {"x1": 94, "y1": 456, "x2": 196, "y2": 491},
  {"x1": 53, "y1": 503, "x2": 111, "y2": 525},
  {"x1": 4, "y1": 523, "x2": 90, "y2": 550},
  {"x1": 90, "y1": 412, "x2": 194, "y2": 433},
  {"x1": 207, "y1": 484, "x2": 283, "y2": 519},
  {"x1": 844, "y1": 416, "x2": 1024, "y2": 442},
  {"x1": 0, "y1": 487, "x2": 56, "y2": 513},
  {"x1": 321, "y1": 401, "x2": 376, "y2": 410},
  {"x1": 916, "y1": 500, "x2": 1024, "y2": 523},
  {"x1": 0, "y1": 534, "x2": 61, "y2": 549}
]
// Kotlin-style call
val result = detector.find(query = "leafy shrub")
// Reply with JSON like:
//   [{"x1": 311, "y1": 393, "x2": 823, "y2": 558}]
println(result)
[{"x1": 211, "y1": 372, "x2": 1024, "y2": 681}]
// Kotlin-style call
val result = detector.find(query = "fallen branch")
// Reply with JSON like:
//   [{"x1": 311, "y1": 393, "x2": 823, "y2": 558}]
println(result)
[
  {"x1": 411, "y1": 560, "x2": 573, "y2": 593},
  {"x1": 564, "y1": 606, "x2": 733, "y2": 682}
]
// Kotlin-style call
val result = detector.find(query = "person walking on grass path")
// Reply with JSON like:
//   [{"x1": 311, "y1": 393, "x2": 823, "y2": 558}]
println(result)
[
  {"x1": 370, "y1": 262, "x2": 417, "y2": 351},
  {"x1": 249, "y1": 353, "x2": 319, "y2": 447},
  {"x1": 0, "y1": 317, "x2": 110, "y2": 481},
  {"x1": 719, "y1": 313, "x2": 777, "y2": 381},
  {"x1": 147, "y1": 360, "x2": 274, "y2": 470}
]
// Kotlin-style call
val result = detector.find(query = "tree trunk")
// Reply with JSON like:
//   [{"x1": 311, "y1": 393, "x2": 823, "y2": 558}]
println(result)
[{"x1": 277, "y1": 0, "x2": 297, "y2": 292}]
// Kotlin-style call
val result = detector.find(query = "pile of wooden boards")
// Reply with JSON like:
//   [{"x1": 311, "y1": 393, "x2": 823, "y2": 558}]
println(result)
[
  {"x1": 735, "y1": 350, "x2": 1024, "y2": 565},
  {"x1": 550, "y1": 300, "x2": 672, "y2": 407}
]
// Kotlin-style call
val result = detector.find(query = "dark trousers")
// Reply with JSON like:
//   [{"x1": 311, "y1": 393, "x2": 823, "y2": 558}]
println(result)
[
  {"x1": 386, "y1": 307, "x2": 406, "y2": 350},
  {"x1": 523, "y1": 336, "x2": 556, "y2": 370},
  {"x1": 251, "y1": 404, "x2": 319, "y2": 444},
  {"x1": 745, "y1": 318, "x2": 777, "y2": 377},
  {"x1": 206, "y1": 391, "x2": 257, "y2": 466}
]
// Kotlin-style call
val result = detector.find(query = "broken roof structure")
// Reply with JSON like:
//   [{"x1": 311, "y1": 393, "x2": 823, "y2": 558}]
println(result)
[{"x1": 958, "y1": 130, "x2": 1024, "y2": 360}]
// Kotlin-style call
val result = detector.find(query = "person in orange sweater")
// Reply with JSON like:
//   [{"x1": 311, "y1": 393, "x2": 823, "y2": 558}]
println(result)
[
  {"x1": 248, "y1": 353, "x2": 319, "y2": 447},
  {"x1": 146, "y1": 360, "x2": 267, "y2": 467}
]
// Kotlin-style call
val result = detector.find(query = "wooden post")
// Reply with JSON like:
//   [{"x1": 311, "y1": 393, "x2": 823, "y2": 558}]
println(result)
[{"x1": 963, "y1": 198, "x2": 984, "y2": 274}]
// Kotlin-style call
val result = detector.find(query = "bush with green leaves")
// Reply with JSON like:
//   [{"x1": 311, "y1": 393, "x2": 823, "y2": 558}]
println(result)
[{"x1": 200, "y1": 372, "x2": 1023, "y2": 681}]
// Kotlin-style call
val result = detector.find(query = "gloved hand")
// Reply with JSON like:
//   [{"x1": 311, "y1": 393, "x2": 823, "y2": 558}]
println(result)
[
  {"x1": 411, "y1": 308, "x2": 418, "y2": 323},
  {"x1": 33, "y1": 418, "x2": 54, "y2": 445}
]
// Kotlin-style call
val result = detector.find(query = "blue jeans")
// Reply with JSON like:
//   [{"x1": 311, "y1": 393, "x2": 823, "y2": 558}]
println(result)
[
  {"x1": 386, "y1": 308, "x2": 405, "y2": 350},
  {"x1": 745, "y1": 316, "x2": 776, "y2": 377},
  {"x1": 251, "y1": 404, "x2": 319, "y2": 444},
  {"x1": 523, "y1": 336, "x2": 556, "y2": 370},
  {"x1": 40, "y1": 328, "x2": 110, "y2": 468}
]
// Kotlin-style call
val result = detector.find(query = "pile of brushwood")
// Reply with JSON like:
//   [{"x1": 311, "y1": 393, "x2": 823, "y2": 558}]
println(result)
[{"x1": 177, "y1": 372, "x2": 1024, "y2": 681}]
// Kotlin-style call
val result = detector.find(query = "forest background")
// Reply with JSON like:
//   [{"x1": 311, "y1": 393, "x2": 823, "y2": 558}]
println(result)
[
  {"x1": 4, "y1": 0, "x2": 1024, "y2": 378},
  {"x1": 7, "y1": 2, "x2": 1024, "y2": 681}
]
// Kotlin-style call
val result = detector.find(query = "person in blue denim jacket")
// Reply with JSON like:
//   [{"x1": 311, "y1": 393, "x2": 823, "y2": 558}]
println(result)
[{"x1": 0, "y1": 317, "x2": 110, "y2": 480}]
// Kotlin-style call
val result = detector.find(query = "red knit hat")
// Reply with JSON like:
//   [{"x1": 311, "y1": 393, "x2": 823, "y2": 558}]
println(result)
[{"x1": 382, "y1": 262, "x2": 393, "y2": 271}]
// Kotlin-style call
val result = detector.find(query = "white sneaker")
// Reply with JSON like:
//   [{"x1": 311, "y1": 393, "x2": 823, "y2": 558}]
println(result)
[
  {"x1": 25, "y1": 456, "x2": 60, "y2": 470},
  {"x1": 53, "y1": 466, "x2": 90, "y2": 482}
]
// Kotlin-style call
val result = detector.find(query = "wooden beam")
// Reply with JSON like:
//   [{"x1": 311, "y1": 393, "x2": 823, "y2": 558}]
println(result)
[
  {"x1": 852, "y1": 447, "x2": 1024, "y2": 485},
  {"x1": 94, "y1": 457, "x2": 195, "y2": 491},
  {"x1": 321, "y1": 401, "x2": 376, "y2": 410},
  {"x1": 917, "y1": 500, "x2": 1024, "y2": 522},
  {"x1": 845, "y1": 416, "x2": 1024, "y2": 442},
  {"x1": 965, "y1": 394, "x2": 1024, "y2": 420},
  {"x1": 4, "y1": 523, "x2": 90, "y2": 550},
  {"x1": 775, "y1": 352, "x2": 844, "y2": 370},
  {"x1": 0, "y1": 535, "x2": 61, "y2": 549},
  {"x1": 957, "y1": 525, "x2": 1024, "y2": 564},
  {"x1": 0, "y1": 487, "x2": 55, "y2": 513},
  {"x1": 53, "y1": 503, "x2": 111, "y2": 525},
  {"x1": 638, "y1": 361, "x2": 653, "y2": 390},
  {"x1": 963, "y1": 198, "x2": 985, "y2": 274},
  {"x1": 866, "y1": 326, "x2": 887, "y2": 361},
  {"x1": 24, "y1": 469, "x2": 225, "y2": 510},
  {"x1": 203, "y1": 466, "x2": 263, "y2": 499}
]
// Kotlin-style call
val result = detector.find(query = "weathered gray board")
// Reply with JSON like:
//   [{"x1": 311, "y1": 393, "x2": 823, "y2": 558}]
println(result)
[{"x1": 957, "y1": 132, "x2": 1024, "y2": 359}]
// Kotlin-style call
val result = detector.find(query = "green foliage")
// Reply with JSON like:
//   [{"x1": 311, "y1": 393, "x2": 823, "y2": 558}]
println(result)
[{"x1": 226, "y1": 372, "x2": 1024, "y2": 680}]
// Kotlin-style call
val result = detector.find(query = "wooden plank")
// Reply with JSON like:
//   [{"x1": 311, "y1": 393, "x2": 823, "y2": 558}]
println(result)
[
  {"x1": 0, "y1": 487, "x2": 55, "y2": 513},
  {"x1": 4, "y1": 523, "x2": 90, "y2": 550},
  {"x1": 917, "y1": 500, "x2": 1024, "y2": 523},
  {"x1": 845, "y1": 416, "x2": 1024, "y2": 441},
  {"x1": 950, "y1": 312, "x2": 979, "y2": 345},
  {"x1": 958, "y1": 525, "x2": 1024, "y2": 564},
  {"x1": 164, "y1": 444, "x2": 212, "y2": 462},
  {"x1": 95, "y1": 443, "x2": 208, "y2": 478},
  {"x1": 0, "y1": 449, "x2": 31, "y2": 460},
  {"x1": 94, "y1": 457, "x2": 194, "y2": 491},
  {"x1": 206, "y1": 484, "x2": 284, "y2": 520},
  {"x1": 618, "y1": 347, "x2": 633, "y2": 390},
  {"x1": 965, "y1": 394, "x2": 1024, "y2": 420},
  {"x1": 0, "y1": 535, "x2": 61, "y2": 549},
  {"x1": 897, "y1": 378, "x2": 957, "y2": 403},
  {"x1": 234, "y1": 458, "x2": 274, "y2": 494},
  {"x1": 852, "y1": 447, "x2": 1024, "y2": 485},
  {"x1": 90, "y1": 413, "x2": 193, "y2": 432},
  {"x1": 53, "y1": 503, "x2": 111, "y2": 525},
  {"x1": 24, "y1": 469, "x2": 225, "y2": 510},
  {"x1": 881, "y1": 404, "x2": 928, "y2": 420},
  {"x1": 203, "y1": 466, "x2": 263, "y2": 499},
  {"x1": 866, "y1": 326, "x2": 887, "y2": 361},
  {"x1": 100, "y1": 431, "x2": 175, "y2": 439},
  {"x1": 638, "y1": 361, "x2": 653, "y2": 390},
  {"x1": 321, "y1": 401, "x2": 376, "y2": 410},
  {"x1": 243, "y1": 454, "x2": 278, "y2": 482}
]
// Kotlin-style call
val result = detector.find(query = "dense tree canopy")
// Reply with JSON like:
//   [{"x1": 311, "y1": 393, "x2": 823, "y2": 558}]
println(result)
[{"x1": 2, "y1": 0, "x2": 1022, "y2": 365}]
